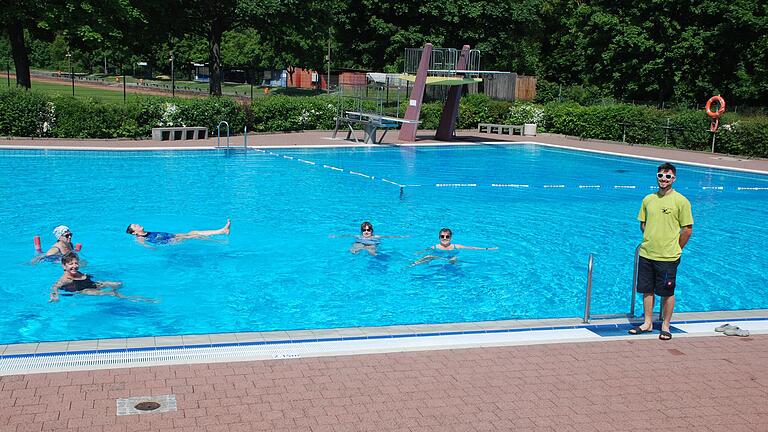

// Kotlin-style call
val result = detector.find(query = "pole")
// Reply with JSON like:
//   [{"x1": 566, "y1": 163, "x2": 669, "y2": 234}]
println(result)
[
  {"x1": 122, "y1": 66, "x2": 126, "y2": 102},
  {"x1": 327, "y1": 28, "x2": 331, "y2": 94},
  {"x1": 170, "y1": 53, "x2": 175, "y2": 97},
  {"x1": 6, "y1": 61, "x2": 9, "y2": 87},
  {"x1": 67, "y1": 53, "x2": 74, "y2": 96}
]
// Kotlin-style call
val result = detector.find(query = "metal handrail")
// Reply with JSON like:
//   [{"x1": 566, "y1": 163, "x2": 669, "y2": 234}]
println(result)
[
  {"x1": 582, "y1": 253, "x2": 594, "y2": 323},
  {"x1": 583, "y1": 243, "x2": 644, "y2": 323},
  {"x1": 217, "y1": 121, "x2": 230, "y2": 148}
]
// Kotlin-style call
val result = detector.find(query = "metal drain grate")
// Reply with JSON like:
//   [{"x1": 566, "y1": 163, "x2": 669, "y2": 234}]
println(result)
[{"x1": 117, "y1": 394, "x2": 176, "y2": 415}]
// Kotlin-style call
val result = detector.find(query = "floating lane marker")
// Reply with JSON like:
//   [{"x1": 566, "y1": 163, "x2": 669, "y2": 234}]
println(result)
[
  {"x1": 436, "y1": 183, "x2": 477, "y2": 187},
  {"x1": 544, "y1": 184, "x2": 566, "y2": 188},
  {"x1": 737, "y1": 187, "x2": 768, "y2": 191},
  {"x1": 613, "y1": 185, "x2": 636, "y2": 189},
  {"x1": 578, "y1": 185, "x2": 601, "y2": 189},
  {"x1": 381, "y1": 178, "x2": 404, "y2": 187},
  {"x1": 297, "y1": 159, "x2": 316, "y2": 165},
  {"x1": 702, "y1": 186, "x2": 724, "y2": 190},
  {"x1": 349, "y1": 171, "x2": 371, "y2": 179},
  {"x1": 491, "y1": 184, "x2": 529, "y2": 188},
  {"x1": 323, "y1": 165, "x2": 344, "y2": 172},
  {"x1": 282, "y1": 155, "x2": 294, "y2": 160}
]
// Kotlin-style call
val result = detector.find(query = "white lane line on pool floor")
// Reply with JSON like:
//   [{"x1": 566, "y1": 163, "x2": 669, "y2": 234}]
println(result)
[
  {"x1": 491, "y1": 184, "x2": 529, "y2": 188},
  {"x1": 436, "y1": 183, "x2": 477, "y2": 187}
]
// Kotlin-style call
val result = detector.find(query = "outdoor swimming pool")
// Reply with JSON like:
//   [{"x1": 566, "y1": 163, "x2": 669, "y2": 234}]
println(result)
[{"x1": 2, "y1": 144, "x2": 767, "y2": 344}]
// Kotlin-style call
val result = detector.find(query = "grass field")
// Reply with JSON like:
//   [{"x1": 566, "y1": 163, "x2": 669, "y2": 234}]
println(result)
[{"x1": 30, "y1": 81, "x2": 145, "y2": 103}]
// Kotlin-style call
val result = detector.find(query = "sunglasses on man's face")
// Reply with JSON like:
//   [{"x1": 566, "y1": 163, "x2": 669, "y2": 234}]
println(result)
[
  {"x1": 657, "y1": 173, "x2": 675, "y2": 180},
  {"x1": 440, "y1": 234, "x2": 451, "y2": 239},
  {"x1": 64, "y1": 233, "x2": 72, "y2": 237},
  {"x1": 362, "y1": 228, "x2": 372, "y2": 232}
]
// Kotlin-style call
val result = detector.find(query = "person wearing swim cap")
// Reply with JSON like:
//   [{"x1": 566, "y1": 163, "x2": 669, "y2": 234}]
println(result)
[
  {"x1": 126, "y1": 219, "x2": 231, "y2": 247},
  {"x1": 33, "y1": 225, "x2": 76, "y2": 263}
]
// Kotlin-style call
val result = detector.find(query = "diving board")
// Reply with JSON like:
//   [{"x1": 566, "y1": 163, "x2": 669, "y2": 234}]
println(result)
[{"x1": 333, "y1": 111, "x2": 420, "y2": 144}]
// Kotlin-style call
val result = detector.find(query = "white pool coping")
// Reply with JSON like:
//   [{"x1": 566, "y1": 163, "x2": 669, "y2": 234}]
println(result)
[{"x1": 1, "y1": 310, "x2": 766, "y2": 376}]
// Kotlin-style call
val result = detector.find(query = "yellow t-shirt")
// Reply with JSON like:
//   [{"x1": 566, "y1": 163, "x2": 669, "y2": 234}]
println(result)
[{"x1": 637, "y1": 190, "x2": 694, "y2": 261}]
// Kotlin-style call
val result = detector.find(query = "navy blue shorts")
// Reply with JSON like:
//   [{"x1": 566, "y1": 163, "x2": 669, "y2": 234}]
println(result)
[{"x1": 637, "y1": 256, "x2": 680, "y2": 297}]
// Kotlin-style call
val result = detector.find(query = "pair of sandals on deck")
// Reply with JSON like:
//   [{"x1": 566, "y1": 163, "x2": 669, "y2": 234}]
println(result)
[
  {"x1": 714, "y1": 323, "x2": 750, "y2": 337},
  {"x1": 627, "y1": 325, "x2": 673, "y2": 341}
]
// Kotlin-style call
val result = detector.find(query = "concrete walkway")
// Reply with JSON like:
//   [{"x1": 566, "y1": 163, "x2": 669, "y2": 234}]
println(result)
[
  {"x1": 3, "y1": 130, "x2": 767, "y2": 173},
  {"x1": 1, "y1": 333, "x2": 766, "y2": 432}
]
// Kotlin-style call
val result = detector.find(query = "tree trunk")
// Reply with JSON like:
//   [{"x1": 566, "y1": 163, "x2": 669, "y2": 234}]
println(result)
[
  {"x1": 209, "y1": 21, "x2": 223, "y2": 96},
  {"x1": 7, "y1": 21, "x2": 31, "y2": 89}
]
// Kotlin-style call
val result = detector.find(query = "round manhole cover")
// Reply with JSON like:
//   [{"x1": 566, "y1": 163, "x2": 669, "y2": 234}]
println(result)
[{"x1": 134, "y1": 401, "x2": 161, "y2": 411}]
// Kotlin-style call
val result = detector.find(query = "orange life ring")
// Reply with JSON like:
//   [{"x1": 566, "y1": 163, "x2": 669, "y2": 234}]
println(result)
[{"x1": 705, "y1": 95, "x2": 726, "y2": 118}]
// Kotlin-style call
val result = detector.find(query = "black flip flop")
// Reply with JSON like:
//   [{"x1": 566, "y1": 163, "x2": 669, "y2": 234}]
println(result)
[
  {"x1": 628, "y1": 325, "x2": 652, "y2": 335},
  {"x1": 659, "y1": 330, "x2": 672, "y2": 341}
]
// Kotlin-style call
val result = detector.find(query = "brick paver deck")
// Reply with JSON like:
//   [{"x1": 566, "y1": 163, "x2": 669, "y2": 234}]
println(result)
[{"x1": 1, "y1": 334, "x2": 766, "y2": 432}]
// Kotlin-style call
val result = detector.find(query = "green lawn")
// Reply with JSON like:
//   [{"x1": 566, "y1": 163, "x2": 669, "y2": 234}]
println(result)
[
  {"x1": 26, "y1": 72, "x2": 337, "y2": 103},
  {"x1": 31, "y1": 80, "x2": 144, "y2": 103}
]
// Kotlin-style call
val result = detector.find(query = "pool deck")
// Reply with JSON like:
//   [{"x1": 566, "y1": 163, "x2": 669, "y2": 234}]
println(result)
[
  {"x1": 3, "y1": 130, "x2": 768, "y2": 174},
  {"x1": 2, "y1": 131, "x2": 768, "y2": 431}
]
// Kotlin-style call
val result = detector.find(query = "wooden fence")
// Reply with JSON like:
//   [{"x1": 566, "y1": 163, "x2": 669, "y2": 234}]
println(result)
[{"x1": 467, "y1": 73, "x2": 537, "y2": 101}]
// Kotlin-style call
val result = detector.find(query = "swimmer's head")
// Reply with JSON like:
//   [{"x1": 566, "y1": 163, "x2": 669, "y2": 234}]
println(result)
[
  {"x1": 61, "y1": 252, "x2": 79, "y2": 265},
  {"x1": 360, "y1": 221, "x2": 374, "y2": 236},
  {"x1": 61, "y1": 252, "x2": 80, "y2": 273},
  {"x1": 439, "y1": 228, "x2": 452, "y2": 244},
  {"x1": 53, "y1": 225, "x2": 71, "y2": 240},
  {"x1": 126, "y1": 223, "x2": 143, "y2": 235}
]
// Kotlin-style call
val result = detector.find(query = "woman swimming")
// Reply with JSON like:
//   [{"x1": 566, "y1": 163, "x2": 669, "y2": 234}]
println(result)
[
  {"x1": 49, "y1": 252, "x2": 155, "y2": 303},
  {"x1": 330, "y1": 221, "x2": 408, "y2": 256},
  {"x1": 412, "y1": 227, "x2": 497, "y2": 265},
  {"x1": 33, "y1": 225, "x2": 76, "y2": 263},
  {"x1": 126, "y1": 219, "x2": 231, "y2": 247}
]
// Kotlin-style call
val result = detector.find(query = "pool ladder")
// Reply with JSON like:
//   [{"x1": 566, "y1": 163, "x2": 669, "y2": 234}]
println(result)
[
  {"x1": 216, "y1": 121, "x2": 248, "y2": 151},
  {"x1": 582, "y1": 244, "x2": 646, "y2": 323}
]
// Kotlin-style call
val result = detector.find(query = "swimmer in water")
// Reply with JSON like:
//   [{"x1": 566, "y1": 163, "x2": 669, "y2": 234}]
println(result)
[
  {"x1": 126, "y1": 219, "x2": 231, "y2": 247},
  {"x1": 412, "y1": 227, "x2": 497, "y2": 266},
  {"x1": 49, "y1": 252, "x2": 155, "y2": 303},
  {"x1": 330, "y1": 221, "x2": 408, "y2": 256},
  {"x1": 33, "y1": 225, "x2": 76, "y2": 263}
]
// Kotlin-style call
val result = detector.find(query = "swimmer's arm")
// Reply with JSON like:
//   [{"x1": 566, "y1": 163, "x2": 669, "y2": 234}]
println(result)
[
  {"x1": 49, "y1": 280, "x2": 63, "y2": 302},
  {"x1": 455, "y1": 244, "x2": 498, "y2": 251},
  {"x1": 328, "y1": 234, "x2": 356, "y2": 238},
  {"x1": 136, "y1": 237, "x2": 156, "y2": 249},
  {"x1": 43, "y1": 246, "x2": 60, "y2": 257},
  {"x1": 378, "y1": 235, "x2": 410, "y2": 239},
  {"x1": 414, "y1": 246, "x2": 436, "y2": 255},
  {"x1": 95, "y1": 281, "x2": 122, "y2": 288}
]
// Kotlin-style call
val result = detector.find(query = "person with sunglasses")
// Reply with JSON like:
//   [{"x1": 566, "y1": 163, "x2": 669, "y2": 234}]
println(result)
[
  {"x1": 33, "y1": 225, "x2": 77, "y2": 263},
  {"x1": 412, "y1": 228, "x2": 497, "y2": 266},
  {"x1": 629, "y1": 162, "x2": 693, "y2": 341},
  {"x1": 331, "y1": 221, "x2": 407, "y2": 256}
]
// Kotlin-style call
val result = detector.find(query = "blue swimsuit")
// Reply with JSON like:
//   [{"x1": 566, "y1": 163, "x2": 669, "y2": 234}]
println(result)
[
  {"x1": 144, "y1": 232, "x2": 176, "y2": 244},
  {"x1": 355, "y1": 235, "x2": 381, "y2": 246},
  {"x1": 432, "y1": 247, "x2": 459, "y2": 259}
]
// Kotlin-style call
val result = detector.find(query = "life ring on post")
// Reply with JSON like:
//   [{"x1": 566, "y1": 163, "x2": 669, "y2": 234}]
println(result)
[
  {"x1": 705, "y1": 95, "x2": 726, "y2": 118},
  {"x1": 705, "y1": 95, "x2": 726, "y2": 132}
]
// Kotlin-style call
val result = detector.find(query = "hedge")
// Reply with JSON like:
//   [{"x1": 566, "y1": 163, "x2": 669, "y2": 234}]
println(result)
[{"x1": 1, "y1": 88, "x2": 767, "y2": 158}]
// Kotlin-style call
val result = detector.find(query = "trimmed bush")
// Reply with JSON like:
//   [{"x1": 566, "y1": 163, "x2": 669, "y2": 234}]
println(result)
[
  {"x1": 1, "y1": 87, "x2": 767, "y2": 158},
  {"x1": 0, "y1": 89, "x2": 53, "y2": 137}
]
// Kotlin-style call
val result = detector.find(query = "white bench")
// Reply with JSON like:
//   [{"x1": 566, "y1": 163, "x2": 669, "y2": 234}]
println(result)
[
  {"x1": 478, "y1": 123, "x2": 524, "y2": 135},
  {"x1": 151, "y1": 127, "x2": 208, "y2": 141}
]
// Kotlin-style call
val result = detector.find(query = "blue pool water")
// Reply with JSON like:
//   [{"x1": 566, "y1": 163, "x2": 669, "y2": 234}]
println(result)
[{"x1": 2, "y1": 144, "x2": 767, "y2": 344}]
